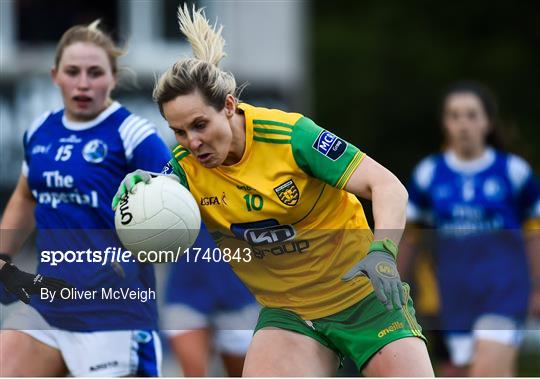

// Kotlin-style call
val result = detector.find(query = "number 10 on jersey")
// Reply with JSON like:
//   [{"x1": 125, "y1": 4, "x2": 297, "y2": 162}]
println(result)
[{"x1": 243, "y1": 194, "x2": 263, "y2": 211}]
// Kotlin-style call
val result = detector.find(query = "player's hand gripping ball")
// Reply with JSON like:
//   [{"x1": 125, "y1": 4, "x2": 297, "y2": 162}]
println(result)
[{"x1": 113, "y1": 171, "x2": 201, "y2": 261}]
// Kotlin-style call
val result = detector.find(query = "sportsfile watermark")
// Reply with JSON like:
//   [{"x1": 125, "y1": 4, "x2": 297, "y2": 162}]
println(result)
[
  {"x1": 2, "y1": 227, "x2": 539, "y2": 333},
  {"x1": 40, "y1": 246, "x2": 253, "y2": 265}
]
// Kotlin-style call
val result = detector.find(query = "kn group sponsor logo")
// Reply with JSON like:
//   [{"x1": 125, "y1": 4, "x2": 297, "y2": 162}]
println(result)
[
  {"x1": 243, "y1": 224, "x2": 297, "y2": 246},
  {"x1": 274, "y1": 179, "x2": 299, "y2": 206},
  {"x1": 230, "y1": 219, "x2": 310, "y2": 259},
  {"x1": 82, "y1": 139, "x2": 108, "y2": 163},
  {"x1": 312, "y1": 130, "x2": 347, "y2": 160}
]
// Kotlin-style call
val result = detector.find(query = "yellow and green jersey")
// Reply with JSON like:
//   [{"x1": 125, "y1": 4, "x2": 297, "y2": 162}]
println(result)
[{"x1": 167, "y1": 103, "x2": 374, "y2": 319}]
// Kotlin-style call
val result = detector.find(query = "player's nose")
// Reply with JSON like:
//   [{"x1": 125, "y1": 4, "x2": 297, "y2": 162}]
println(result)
[
  {"x1": 77, "y1": 73, "x2": 90, "y2": 89},
  {"x1": 187, "y1": 135, "x2": 203, "y2": 151}
]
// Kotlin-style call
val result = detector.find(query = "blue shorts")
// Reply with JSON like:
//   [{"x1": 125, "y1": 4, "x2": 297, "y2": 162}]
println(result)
[
  {"x1": 164, "y1": 257, "x2": 256, "y2": 314},
  {"x1": 164, "y1": 224, "x2": 256, "y2": 316},
  {"x1": 438, "y1": 272, "x2": 528, "y2": 332},
  {"x1": 436, "y1": 233, "x2": 530, "y2": 332}
]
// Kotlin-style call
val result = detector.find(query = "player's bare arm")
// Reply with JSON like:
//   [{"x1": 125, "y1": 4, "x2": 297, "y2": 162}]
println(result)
[
  {"x1": 0, "y1": 174, "x2": 36, "y2": 255},
  {"x1": 344, "y1": 155, "x2": 408, "y2": 245}
]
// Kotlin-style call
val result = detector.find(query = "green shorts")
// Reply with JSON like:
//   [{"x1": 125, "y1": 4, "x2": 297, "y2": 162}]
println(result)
[{"x1": 254, "y1": 284, "x2": 426, "y2": 370}]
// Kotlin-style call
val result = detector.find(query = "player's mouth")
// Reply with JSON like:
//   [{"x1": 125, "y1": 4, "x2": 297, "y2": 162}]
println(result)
[
  {"x1": 73, "y1": 95, "x2": 93, "y2": 108},
  {"x1": 196, "y1": 153, "x2": 212, "y2": 163}
]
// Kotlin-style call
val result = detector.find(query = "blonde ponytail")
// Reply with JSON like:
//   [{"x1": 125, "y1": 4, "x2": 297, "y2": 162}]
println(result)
[
  {"x1": 153, "y1": 5, "x2": 238, "y2": 114},
  {"x1": 177, "y1": 4, "x2": 226, "y2": 67},
  {"x1": 87, "y1": 19, "x2": 102, "y2": 32}
]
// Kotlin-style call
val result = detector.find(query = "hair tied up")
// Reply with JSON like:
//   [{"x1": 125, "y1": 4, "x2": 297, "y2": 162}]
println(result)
[
  {"x1": 177, "y1": 4, "x2": 226, "y2": 67},
  {"x1": 153, "y1": 4, "x2": 241, "y2": 114}
]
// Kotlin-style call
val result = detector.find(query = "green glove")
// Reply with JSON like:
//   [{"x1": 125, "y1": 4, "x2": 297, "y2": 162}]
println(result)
[
  {"x1": 111, "y1": 169, "x2": 153, "y2": 210},
  {"x1": 341, "y1": 238, "x2": 406, "y2": 311}
]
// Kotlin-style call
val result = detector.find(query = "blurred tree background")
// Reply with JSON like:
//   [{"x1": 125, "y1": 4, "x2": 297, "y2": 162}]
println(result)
[{"x1": 313, "y1": 0, "x2": 540, "y2": 183}]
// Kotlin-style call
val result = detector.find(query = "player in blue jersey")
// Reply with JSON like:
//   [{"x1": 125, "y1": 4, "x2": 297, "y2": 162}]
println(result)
[
  {"x1": 0, "y1": 21, "x2": 170, "y2": 376},
  {"x1": 162, "y1": 223, "x2": 258, "y2": 377},
  {"x1": 403, "y1": 81, "x2": 540, "y2": 376}
]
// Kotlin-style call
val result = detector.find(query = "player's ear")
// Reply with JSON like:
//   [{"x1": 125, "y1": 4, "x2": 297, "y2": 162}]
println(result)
[
  {"x1": 224, "y1": 94, "x2": 236, "y2": 118},
  {"x1": 110, "y1": 74, "x2": 118, "y2": 91},
  {"x1": 51, "y1": 66, "x2": 59, "y2": 85}
]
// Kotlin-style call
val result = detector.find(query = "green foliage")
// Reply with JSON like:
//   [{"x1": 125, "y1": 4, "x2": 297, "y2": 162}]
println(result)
[{"x1": 313, "y1": 0, "x2": 540, "y2": 180}]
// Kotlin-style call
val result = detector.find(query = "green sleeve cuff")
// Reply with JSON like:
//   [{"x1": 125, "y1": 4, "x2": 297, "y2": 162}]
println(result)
[
  {"x1": 368, "y1": 238, "x2": 398, "y2": 260},
  {"x1": 168, "y1": 158, "x2": 190, "y2": 190}
]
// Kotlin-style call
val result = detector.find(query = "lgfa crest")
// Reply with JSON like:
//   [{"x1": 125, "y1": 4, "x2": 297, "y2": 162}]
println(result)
[{"x1": 274, "y1": 179, "x2": 299, "y2": 206}]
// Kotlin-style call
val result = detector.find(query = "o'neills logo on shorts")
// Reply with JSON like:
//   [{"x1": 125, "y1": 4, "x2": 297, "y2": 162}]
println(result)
[
  {"x1": 89, "y1": 360, "x2": 119, "y2": 372},
  {"x1": 377, "y1": 321, "x2": 404, "y2": 338},
  {"x1": 119, "y1": 195, "x2": 133, "y2": 225}
]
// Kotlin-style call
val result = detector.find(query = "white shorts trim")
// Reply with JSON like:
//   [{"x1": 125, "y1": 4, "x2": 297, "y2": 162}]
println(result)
[
  {"x1": 161, "y1": 304, "x2": 209, "y2": 334},
  {"x1": 162, "y1": 303, "x2": 259, "y2": 354},
  {"x1": 214, "y1": 329, "x2": 255, "y2": 355},
  {"x1": 445, "y1": 314, "x2": 523, "y2": 366},
  {"x1": 445, "y1": 334, "x2": 475, "y2": 366},
  {"x1": 2, "y1": 306, "x2": 162, "y2": 377}
]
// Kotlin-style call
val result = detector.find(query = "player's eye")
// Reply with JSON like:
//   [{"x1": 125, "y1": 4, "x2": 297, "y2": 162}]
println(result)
[
  {"x1": 88, "y1": 68, "x2": 105, "y2": 78},
  {"x1": 446, "y1": 111, "x2": 459, "y2": 121},
  {"x1": 174, "y1": 129, "x2": 186, "y2": 137},
  {"x1": 194, "y1": 123, "x2": 206, "y2": 130},
  {"x1": 64, "y1": 68, "x2": 79, "y2": 76},
  {"x1": 466, "y1": 111, "x2": 479, "y2": 121}
]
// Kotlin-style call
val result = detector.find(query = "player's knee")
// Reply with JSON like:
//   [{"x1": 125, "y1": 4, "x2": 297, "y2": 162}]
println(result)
[
  {"x1": 242, "y1": 346, "x2": 279, "y2": 377},
  {"x1": 0, "y1": 331, "x2": 31, "y2": 375},
  {"x1": 363, "y1": 337, "x2": 434, "y2": 377},
  {"x1": 470, "y1": 340, "x2": 517, "y2": 376},
  {"x1": 242, "y1": 358, "x2": 270, "y2": 377},
  {"x1": 0, "y1": 331, "x2": 23, "y2": 357}
]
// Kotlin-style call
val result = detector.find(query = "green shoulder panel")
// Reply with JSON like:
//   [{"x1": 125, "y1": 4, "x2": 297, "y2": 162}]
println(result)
[
  {"x1": 290, "y1": 117, "x2": 364, "y2": 188},
  {"x1": 169, "y1": 145, "x2": 190, "y2": 190},
  {"x1": 252, "y1": 119, "x2": 293, "y2": 144}
]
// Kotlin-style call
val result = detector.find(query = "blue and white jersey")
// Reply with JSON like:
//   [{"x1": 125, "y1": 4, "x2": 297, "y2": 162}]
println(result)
[
  {"x1": 407, "y1": 147, "x2": 540, "y2": 328},
  {"x1": 23, "y1": 102, "x2": 171, "y2": 331}
]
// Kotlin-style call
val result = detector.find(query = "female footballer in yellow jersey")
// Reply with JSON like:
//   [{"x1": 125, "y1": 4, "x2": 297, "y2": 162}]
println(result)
[{"x1": 114, "y1": 5, "x2": 434, "y2": 376}]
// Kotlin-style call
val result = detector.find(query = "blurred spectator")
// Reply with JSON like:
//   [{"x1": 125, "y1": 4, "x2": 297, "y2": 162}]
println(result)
[{"x1": 400, "y1": 81, "x2": 540, "y2": 376}]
